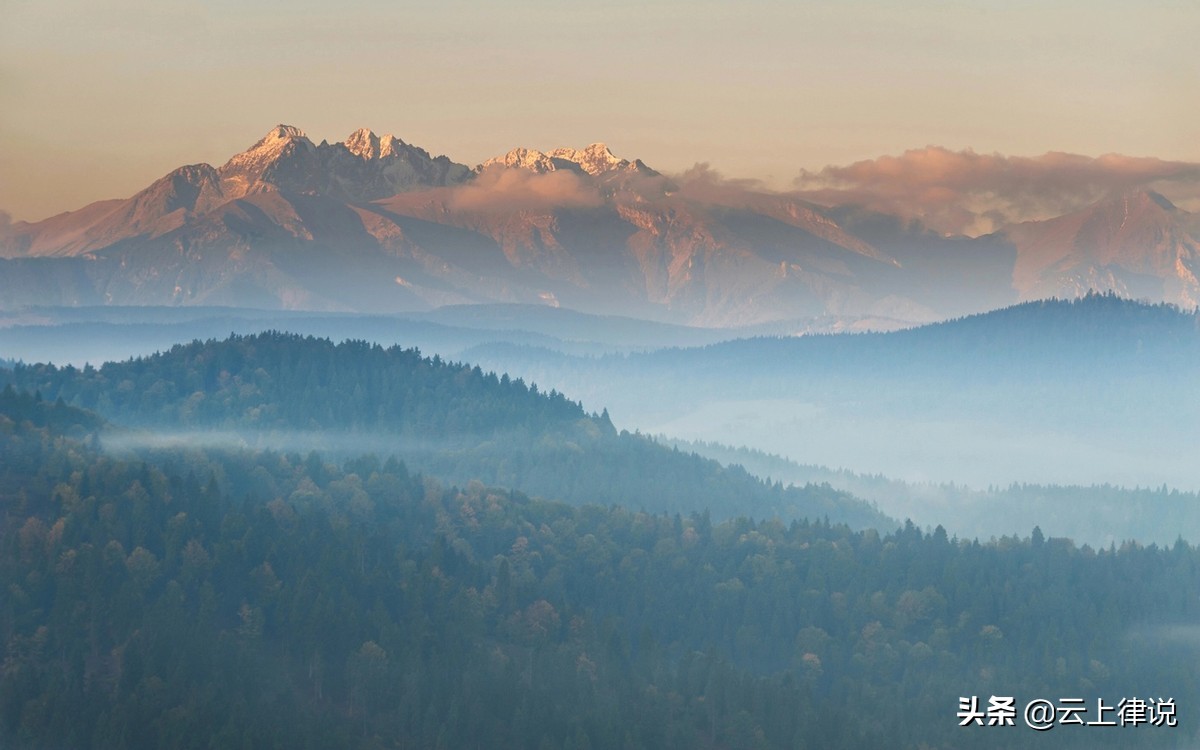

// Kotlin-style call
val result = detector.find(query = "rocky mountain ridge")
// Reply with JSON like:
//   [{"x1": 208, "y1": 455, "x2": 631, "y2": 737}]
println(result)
[
  {"x1": 481, "y1": 142, "x2": 658, "y2": 178},
  {"x1": 1, "y1": 125, "x2": 1196, "y2": 325}
]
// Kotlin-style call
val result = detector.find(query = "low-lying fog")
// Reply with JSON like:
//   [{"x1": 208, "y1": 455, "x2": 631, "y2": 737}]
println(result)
[{"x1": 634, "y1": 398, "x2": 1199, "y2": 492}]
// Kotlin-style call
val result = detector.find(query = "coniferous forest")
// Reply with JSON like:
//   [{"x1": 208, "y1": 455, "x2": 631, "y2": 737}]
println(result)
[
  {"x1": 0, "y1": 334, "x2": 888, "y2": 529},
  {"x1": 2, "y1": 334, "x2": 1199, "y2": 748}
]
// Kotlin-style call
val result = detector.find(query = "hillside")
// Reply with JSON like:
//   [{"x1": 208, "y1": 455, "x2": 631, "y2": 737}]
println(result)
[
  {"x1": 0, "y1": 333, "x2": 889, "y2": 529},
  {"x1": 1, "y1": 401, "x2": 1196, "y2": 748},
  {"x1": 1002, "y1": 190, "x2": 1200, "y2": 306}
]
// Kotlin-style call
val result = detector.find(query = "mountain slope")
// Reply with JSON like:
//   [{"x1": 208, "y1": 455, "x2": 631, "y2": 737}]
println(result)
[
  {"x1": 0, "y1": 125, "x2": 471, "y2": 260},
  {"x1": 0, "y1": 332, "x2": 891, "y2": 529},
  {"x1": 6, "y1": 409, "x2": 1198, "y2": 748},
  {"x1": 1002, "y1": 189, "x2": 1200, "y2": 306},
  {"x1": 481, "y1": 142, "x2": 659, "y2": 179},
  {"x1": 0, "y1": 125, "x2": 1022, "y2": 325},
  {"x1": 11, "y1": 127, "x2": 1197, "y2": 325}
]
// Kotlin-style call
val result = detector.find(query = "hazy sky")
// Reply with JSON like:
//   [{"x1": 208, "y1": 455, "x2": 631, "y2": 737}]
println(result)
[{"x1": 1, "y1": 0, "x2": 1196, "y2": 222}]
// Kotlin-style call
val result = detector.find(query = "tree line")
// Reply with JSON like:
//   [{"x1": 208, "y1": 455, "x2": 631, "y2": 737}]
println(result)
[{"x1": 1, "y1": 395, "x2": 1196, "y2": 748}]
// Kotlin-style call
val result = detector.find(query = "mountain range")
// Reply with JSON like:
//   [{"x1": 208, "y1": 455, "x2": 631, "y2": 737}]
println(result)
[{"x1": 2, "y1": 125, "x2": 1198, "y2": 325}]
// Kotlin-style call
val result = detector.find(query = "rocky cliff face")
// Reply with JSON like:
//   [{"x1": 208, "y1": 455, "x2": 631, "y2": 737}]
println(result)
[{"x1": 1002, "y1": 190, "x2": 1200, "y2": 308}]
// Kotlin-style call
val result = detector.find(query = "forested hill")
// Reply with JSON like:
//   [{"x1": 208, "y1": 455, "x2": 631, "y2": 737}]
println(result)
[
  {"x1": 0, "y1": 385, "x2": 105, "y2": 436},
  {"x1": 0, "y1": 334, "x2": 890, "y2": 529},
  {"x1": 464, "y1": 292, "x2": 1200, "y2": 386},
  {"x1": 620, "y1": 292, "x2": 1200, "y2": 382},
  {"x1": 2, "y1": 400, "x2": 1198, "y2": 749},
  {"x1": 4, "y1": 333, "x2": 588, "y2": 434}
]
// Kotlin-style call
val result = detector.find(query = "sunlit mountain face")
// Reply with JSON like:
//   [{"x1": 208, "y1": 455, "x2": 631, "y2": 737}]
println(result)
[{"x1": 4, "y1": 125, "x2": 1198, "y2": 326}]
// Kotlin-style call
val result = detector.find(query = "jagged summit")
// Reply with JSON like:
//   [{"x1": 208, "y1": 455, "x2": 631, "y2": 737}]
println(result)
[
  {"x1": 550, "y1": 143, "x2": 632, "y2": 176},
  {"x1": 220, "y1": 124, "x2": 315, "y2": 189},
  {"x1": 342, "y1": 128, "x2": 410, "y2": 160},
  {"x1": 343, "y1": 127, "x2": 381, "y2": 159},
  {"x1": 481, "y1": 142, "x2": 658, "y2": 178},
  {"x1": 481, "y1": 147, "x2": 574, "y2": 174},
  {"x1": 233, "y1": 124, "x2": 314, "y2": 160},
  {"x1": 4, "y1": 122, "x2": 1197, "y2": 325},
  {"x1": 210, "y1": 124, "x2": 471, "y2": 202}
]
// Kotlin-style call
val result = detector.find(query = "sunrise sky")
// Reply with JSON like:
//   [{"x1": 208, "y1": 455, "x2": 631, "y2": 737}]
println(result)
[{"x1": 2, "y1": 0, "x2": 1197, "y2": 222}]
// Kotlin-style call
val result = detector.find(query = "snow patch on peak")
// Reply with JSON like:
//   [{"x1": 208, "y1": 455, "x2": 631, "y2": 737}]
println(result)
[
  {"x1": 256, "y1": 124, "x2": 309, "y2": 146},
  {"x1": 343, "y1": 129, "x2": 413, "y2": 160},
  {"x1": 225, "y1": 124, "x2": 314, "y2": 172},
  {"x1": 567, "y1": 143, "x2": 618, "y2": 161},
  {"x1": 481, "y1": 143, "x2": 657, "y2": 178},
  {"x1": 481, "y1": 147, "x2": 566, "y2": 174},
  {"x1": 549, "y1": 143, "x2": 627, "y2": 175}
]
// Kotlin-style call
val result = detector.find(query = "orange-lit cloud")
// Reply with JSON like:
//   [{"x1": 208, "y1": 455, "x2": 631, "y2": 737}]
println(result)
[
  {"x1": 447, "y1": 166, "x2": 603, "y2": 213},
  {"x1": 675, "y1": 163, "x2": 768, "y2": 198},
  {"x1": 793, "y1": 147, "x2": 1200, "y2": 236}
]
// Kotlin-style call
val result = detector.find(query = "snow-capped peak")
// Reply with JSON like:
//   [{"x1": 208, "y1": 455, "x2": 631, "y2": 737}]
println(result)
[
  {"x1": 480, "y1": 147, "x2": 565, "y2": 174},
  {"x1": 343, "y1": 128, "x2": 411, "y2": 160},
  {"x1": 548, "y1": 143, "x2": 625, "y2": 175},
  {"x1": 252, "y1": 124, "x2": 311, "y2": 150},
  {"x1": 480, "y1": 143, "x2": 657, "y2": 177},
  {"x1": 223, "y1": 124, "x2": 314, "y2": 173}
]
